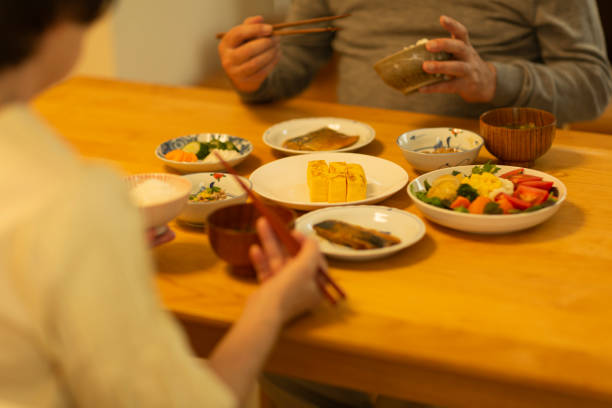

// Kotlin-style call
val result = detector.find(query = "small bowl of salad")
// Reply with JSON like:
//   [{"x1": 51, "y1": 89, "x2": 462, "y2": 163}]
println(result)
[
  {"x1": 407, "y1": 162, "x2": 567, "y2": 233},
  {"x1": 177, "y1": 172, "x2": 251, "y2": 227},
  {"x1": 156, "y1": 133, "x2": 253, "y2": 173}
]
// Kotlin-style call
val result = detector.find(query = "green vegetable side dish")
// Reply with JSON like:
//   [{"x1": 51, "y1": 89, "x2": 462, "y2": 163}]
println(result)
[
  {"x1": 411, "y1": 162, "x2": 559, "y2": 215},
  {"x1": 183, "y1": 140, "x2": 239, "y2": 160}
]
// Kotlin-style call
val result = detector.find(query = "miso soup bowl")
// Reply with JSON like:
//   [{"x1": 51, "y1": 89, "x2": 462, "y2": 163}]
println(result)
[
  {"x1": 207, "y1": 203, "x2": 295, "y2": 278},
  {"x1": 480, "y1": 107, "x2": 556, "y2": 167},
  {"x1": 396, "y1": 127, "x2": 484, "y2": 172}
]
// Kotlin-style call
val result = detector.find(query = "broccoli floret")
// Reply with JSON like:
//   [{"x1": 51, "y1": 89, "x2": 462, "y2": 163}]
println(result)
[
  {"x1": 456, "y1": 183, "x2": 479, "y2": 201},
  {"x1": 484, "y1": 202, "x2": 503, "y2": 214}
]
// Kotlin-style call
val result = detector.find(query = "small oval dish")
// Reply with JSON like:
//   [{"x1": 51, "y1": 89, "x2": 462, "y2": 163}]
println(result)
[
  {"x1": 296, "y1": 205, "x2": 426, "y2": 261},
  {"x1": 156, "y1": 133, "x2": 253, "y2": 173},
  {"x1": 407, "y1": 165, "x2": 567, "y2": 234},
  {"x1": 263, "y1": 117, "x2": 375, "y2": 155},
  {"x1": 177, "y1": 172, "x2": 251, "y2": 226},
  {"x1": 397, "y1": 128, "x2": 483, "y2": 172}
]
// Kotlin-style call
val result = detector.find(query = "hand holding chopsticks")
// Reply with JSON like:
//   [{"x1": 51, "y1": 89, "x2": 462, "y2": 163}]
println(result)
[
  {"x1": 213, "y1": 152, "x2": 346, "y2": 305},
  {"x1": 216, "y1": 14, "x2": 350, "y2": 39}
]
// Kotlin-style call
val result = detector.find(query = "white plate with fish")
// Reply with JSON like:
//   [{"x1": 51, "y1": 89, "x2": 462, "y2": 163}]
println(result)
[
  {"x1": 250, "y1": 152, "x2": 409, "y2": 211},
  {"x1": 263, "y1": 117, "x2": 376, "y2": 155},
  {"x1": 296, "y1": 206, "x2": 426, "y2": 261}
]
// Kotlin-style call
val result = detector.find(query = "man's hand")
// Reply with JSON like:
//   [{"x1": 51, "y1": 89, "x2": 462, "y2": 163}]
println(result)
[
  {"x1": 420, "y1": 15, "x2": 497, "y2": 103},
  {"x1": 218, "y1": 16, "x2": 281, "y2": 93}
]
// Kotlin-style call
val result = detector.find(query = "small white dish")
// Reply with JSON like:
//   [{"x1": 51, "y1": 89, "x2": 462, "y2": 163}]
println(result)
[
  {"x1": 408, "y1": 165, "x2": 567, "y2": 234},
  {"x1": 263, "y1": 117, "x2": 375, "y2": 155},
  {"x1": 178, "y1": 172, "x2": 251, "y2": 226},
  {"x1": 124, "y1": 173, "x2": 191, "y2": 229},
  {"x1": 155, "y1": 133, "x2": 253, "y2": 173},
  {"x1": 296, "y1": 205, "x2": 426, "y2": 261},
  {"x1": 397, "y1": 128, "x2": 483, "y2": 172},
  {"x1": 249, "y1": 152, "x2": 409, "y2": 211}
]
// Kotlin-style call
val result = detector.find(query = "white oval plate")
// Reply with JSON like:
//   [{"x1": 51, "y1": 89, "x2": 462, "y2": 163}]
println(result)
[
  {"x1": 155, "y1": 133, "x2": 253, "y2": 173},
  {"x1": 408, "y1": 165, "x2": 567, "y2": 234},
  {"x1": 296, "y1": 206, "x2": 426, "y2": 261},
  {"x1": 250, "y1": 152, "x2": 409, "y2": 211},
  {"x1": 263, "y1": 117, "x2": 375, "y2": 155}
]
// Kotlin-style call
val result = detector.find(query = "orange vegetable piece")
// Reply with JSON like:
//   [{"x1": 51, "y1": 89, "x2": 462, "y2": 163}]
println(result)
[
  {"x1": 165, "y1": 149, "x2": 197, "y2": 162},
  {"x1": 181, "y1": 152, "x2": 198, "y2": 162},
  {"x1": 165, "y1": 149, "x2": 184, "y2": 161},
  {"x1": 450, "y1": 196, "x2": 471, "y2": 209},
  {"x1": 468, "y1": 196, "x2": 491, "y2": 214},
  {"x1": 495, "y1": 195, "x2": 515, "y2": 214}
]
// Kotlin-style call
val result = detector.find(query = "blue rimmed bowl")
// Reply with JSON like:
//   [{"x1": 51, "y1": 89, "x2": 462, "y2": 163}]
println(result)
[
  {"x1": 396, "y1": 128, "x2": 484, "y2": 172},
  {"x1": 155, "y1": 133, "x2": 253, "y2": 173}
]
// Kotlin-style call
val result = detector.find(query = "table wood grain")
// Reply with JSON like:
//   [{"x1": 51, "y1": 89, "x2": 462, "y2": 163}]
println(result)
[{"x1": 34, "y1": 77, "x2": 612, "y2": 408}]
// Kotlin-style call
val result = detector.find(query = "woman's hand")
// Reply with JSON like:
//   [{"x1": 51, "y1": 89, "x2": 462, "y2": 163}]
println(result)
[
  {"x1": 249, "y1": 218, "x2": 324, "y2": 324},
  {"x1": 420, "y1": 15, "x2": 497, "y2": 103},
  {"x1": 218, "y1": 16, "x2": 281, "y2": 93},
  {"x1": 146, "y1": 225, "x2": 175, "y2": 248}
]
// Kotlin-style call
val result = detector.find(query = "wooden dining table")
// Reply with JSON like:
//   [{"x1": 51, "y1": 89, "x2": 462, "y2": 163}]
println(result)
[{"x1": 34, "y1": 77, "x2": 612, "y2": 408}]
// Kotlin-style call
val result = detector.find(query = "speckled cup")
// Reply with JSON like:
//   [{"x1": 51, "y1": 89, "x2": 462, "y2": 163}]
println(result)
[{"x1": 374, "y1": 41, "x2": 451, "y2": 94}]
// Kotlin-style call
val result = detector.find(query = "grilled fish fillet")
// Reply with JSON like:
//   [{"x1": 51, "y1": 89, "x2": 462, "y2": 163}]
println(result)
[
  {"x1": 313, "y1": 220, "x2": 401, "y2": 250},
  {"x1": 283, "y1": 127, "x2": 359, "y2": 151}
]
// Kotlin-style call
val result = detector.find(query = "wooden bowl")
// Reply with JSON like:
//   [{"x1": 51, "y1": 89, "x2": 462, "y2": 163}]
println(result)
[
  {"x1": 479, "y1": 107, "x2": 556, "y2": 167},
  {"x1": 207, "y1": 203, "x2": 295, "y2": 278}
]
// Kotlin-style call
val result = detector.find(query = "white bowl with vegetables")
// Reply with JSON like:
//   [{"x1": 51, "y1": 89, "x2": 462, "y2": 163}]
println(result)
[
  {"x1": 177, "y1": 172, "x2": 252, "y2": 226},
  {"x1": 156, "y1": 133, "x2": 253, "y2": 173},
  {"x1": 397, "y1": 127, "x2": 484, "y2": 172},
  {"x1": 407, "y1": 163, "x2": 567, "y2": 234}
]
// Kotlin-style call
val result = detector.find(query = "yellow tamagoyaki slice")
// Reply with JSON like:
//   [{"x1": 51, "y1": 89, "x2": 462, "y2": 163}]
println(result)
[
  {"x1": 307, "y1": 160, "x2": 329, "y2": 202},
  {"x1": 328, "y1": 162, "x2": 347, "y2": 203},
  {"x1": 346, "y1": 163, "x2": 366, "y2": 202}
]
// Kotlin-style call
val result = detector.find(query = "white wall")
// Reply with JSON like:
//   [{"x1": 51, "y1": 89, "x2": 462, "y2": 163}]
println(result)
[
  {"x1": 73, "y1": 13, "x2": 116, "y2": 77},
  {"x1": 110, "y1": 0, "x2": 276, "y2": 85}
]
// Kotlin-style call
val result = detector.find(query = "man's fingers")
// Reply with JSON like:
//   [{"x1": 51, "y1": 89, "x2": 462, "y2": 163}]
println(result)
[
  {"x1": 237, "y1": 50, "x2": 280, "y2": 87},
  {"x1": 423, "y1": 60, "x2": 468, "y2": 77},
  {"x1": 426, "y1": 38, "x2": 469, "y2": 60},
  {"x1": 419, "y1": 78, "x2": 461, "y2": 94},
  {"x1": 440, "y1": 15, "x2": 470, "y2": 44},
  {"x1": 243, "y1": 15, "x2": 264, "y2": 25},
  {"x1": 229, "y1": 36, "x2": 278, "y2": 66},
  {"x1": 231, "y1": 41, "x2": 279, "y2": 77},
  {"x1": 223, "y1": 23, "x2": 273, "y2": 48}
]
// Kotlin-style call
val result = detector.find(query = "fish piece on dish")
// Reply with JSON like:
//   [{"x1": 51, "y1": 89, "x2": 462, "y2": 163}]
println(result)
[
  {"x1": 313, "y1": 219, "x2": 401, "y2": 250},
  {"x1": 283, "y1": 127, "x2": 360, "y2": 151}
]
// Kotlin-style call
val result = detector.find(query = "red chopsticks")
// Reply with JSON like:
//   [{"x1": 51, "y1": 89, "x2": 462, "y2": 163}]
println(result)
[{"x1": 213, "y1": 152, "x2": 346, "y2": 305}]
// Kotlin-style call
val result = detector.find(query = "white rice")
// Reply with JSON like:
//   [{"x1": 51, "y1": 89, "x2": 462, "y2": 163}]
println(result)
[
  {"x1": 202, "y1": 148, "x2": 242, "y2": 164},
  {"x1": 130, "y1": 179, "x2": 179, "y2": 206}
]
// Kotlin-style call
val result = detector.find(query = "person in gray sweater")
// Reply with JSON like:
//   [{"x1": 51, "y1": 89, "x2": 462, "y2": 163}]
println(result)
[{"x1": 218, "y1": 0, "x2": 612, "y2": 125}]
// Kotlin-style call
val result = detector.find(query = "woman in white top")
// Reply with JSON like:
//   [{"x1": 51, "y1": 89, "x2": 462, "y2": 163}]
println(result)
[{"x1": 0, "y1": 1, "x2": 324, "y2": 406}]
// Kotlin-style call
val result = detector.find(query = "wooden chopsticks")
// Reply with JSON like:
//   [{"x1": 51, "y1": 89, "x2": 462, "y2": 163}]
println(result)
[
  {"x1": 213, "y1": 152, "x2": 346, "y2": 305},
  {"x1": 216, "y1": 14, "x2": 350, "y2": 39}
]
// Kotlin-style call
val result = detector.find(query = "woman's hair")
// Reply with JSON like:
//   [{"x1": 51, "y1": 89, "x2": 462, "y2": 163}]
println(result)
[{"x1": 0, "y1": 0, "x2": 114, "y2": 71}]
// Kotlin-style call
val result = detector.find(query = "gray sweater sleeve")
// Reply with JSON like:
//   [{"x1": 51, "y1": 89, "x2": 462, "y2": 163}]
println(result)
[
  {"x1": 239, "y1": 0, "x2": 334, "y2": 103},
  {"x1": 489, "y1": 0, "x2": 611, "y2": 124}
]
